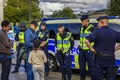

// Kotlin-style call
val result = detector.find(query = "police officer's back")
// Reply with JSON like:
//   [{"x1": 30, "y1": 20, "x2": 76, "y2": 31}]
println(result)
[{"x1": 85, "y1": 16, "x2": 120, "y2": 80}]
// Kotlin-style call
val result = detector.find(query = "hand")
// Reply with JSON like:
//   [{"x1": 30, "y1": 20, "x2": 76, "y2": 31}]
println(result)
[{"x1": 90, "y1": 48, "x2": 96, "y2": 54}]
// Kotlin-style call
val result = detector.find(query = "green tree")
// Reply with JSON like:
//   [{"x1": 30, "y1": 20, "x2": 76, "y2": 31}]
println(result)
[
  {"x1": 4, "y1": 0, "x2": 43, "y2": 23},
  {"x1": 51, "y1": 7, "x2": 76, "y2": 19},
  {"x1": 107, "y1": 0, "x2": 120, "y2": 16}
]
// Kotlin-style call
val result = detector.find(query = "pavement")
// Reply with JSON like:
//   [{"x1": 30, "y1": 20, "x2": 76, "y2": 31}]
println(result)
[
  {"x1": 0, "y1": 64, "x2": 91, "y2": 80},
  {"x1": 0, "y1": 53, "x2": 91, "y2": 80}
]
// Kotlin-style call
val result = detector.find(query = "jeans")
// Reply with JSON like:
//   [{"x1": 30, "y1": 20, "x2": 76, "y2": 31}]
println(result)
[
  {"x1": 26, "y1": 48, "x2": 34, "y2": 80},
  {"x1": 0, "y1": 54, "x2": 12, "y2": 80},
  {"x1": 33, "y1": 66, "x2": 44, "y2": 80}
]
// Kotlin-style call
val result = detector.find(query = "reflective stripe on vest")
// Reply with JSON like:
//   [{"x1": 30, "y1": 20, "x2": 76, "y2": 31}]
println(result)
[
  {"x1": 38, "y1": 30, "x2": 49, "y2": 43},
  {"x1": 80, "y1": 24, "x2": 94, "y2": 50},
  {"x1": 57, "y1": 32, "x2": 71, "y2": 54},
  {"x1": 18, "y1": 32, "x2": 25, "y2": 43}
]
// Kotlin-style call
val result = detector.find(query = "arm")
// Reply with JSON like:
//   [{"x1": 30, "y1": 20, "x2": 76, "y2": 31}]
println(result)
[
  {"x1": 40, "y1": 31, "x2": 49, "y2": 47},
  {"x1": 85, "y1": 30, "x2": 97, "y2": 53},
  {"x1": 85, "y1": 39, "x2": 96, "y2": 53},
  {"x1": 70, "y1": 34, "x2": 74, "y2": 50},
  {"x1": 0, "y1": 34, "x2": 13, "y2": 48},
  {"x1": 115, "y1": 45, "x2": 120, "y2": 51}
]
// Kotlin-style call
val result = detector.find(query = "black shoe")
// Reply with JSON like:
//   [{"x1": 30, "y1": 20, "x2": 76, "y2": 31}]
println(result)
[
  {"x1": 45, "y1": 72, "x2": 49, "y2": 76},
  {"x1": 80, "y1": 78, "x2": 85, "y2": 80},
  {"x1": 62, "y1": 78, "x2": 66, "y2": 80},
  {"x1": 11, "y1": 70, "x2": 18, "y2": 73}
]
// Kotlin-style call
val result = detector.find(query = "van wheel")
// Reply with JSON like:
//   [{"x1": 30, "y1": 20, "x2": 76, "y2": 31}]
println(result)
[
  {"x1": 49, "y1": 55, "x2": 58, "y2": 72},
  {"x1": 115, "y1": 67, "x2": 120, "y2": 80}
]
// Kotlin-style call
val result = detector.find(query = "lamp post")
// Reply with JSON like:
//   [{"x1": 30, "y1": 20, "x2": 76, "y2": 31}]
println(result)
[
  {"x1": 0, "y1": 0, "x2": 3, "y2": 28},
  {"x1": 28, "y1": 0, "x2": 31, "y2": 23}
]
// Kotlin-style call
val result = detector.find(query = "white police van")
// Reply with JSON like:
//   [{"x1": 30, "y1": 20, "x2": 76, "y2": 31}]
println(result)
[{"x1": 40, "y1": 18, "x2": 120, "y2": 75}]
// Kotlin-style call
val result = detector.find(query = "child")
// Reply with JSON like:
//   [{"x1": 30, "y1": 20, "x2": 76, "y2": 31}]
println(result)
[{"x1": 28, "y1": 39, "x2": 47, "y2": 80}]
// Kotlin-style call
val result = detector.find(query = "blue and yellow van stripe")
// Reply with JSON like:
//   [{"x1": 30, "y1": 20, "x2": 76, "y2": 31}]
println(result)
[
  {"x1": 70, "y1": 54, "x2": 79, "y2": 69},
  {"x1": 70, "y1": 54, "x2": 88, "y2": 70}
]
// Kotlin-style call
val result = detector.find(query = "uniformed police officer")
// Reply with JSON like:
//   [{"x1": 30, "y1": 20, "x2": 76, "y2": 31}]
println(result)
[
  {"x1": 12, "y1": 22, "x2": 26, "y2": 73},
  {"x1": 85, "y1": 16, "x2": 120, "y2": 80},
  {"x1": 37, "y1": 22, "x2": 49, "y2": 76},
  {"x1": 79, "y1": 15, "x2": 95, "y2": 80},
  {"x1": 56, "y1": 25, "x2": 74, "y2": 80}
]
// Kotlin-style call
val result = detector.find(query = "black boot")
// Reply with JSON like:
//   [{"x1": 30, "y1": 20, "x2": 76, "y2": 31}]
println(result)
[
  {"x1": 11, "y1": 70, "x2": 18, "y2": 73},
  {"x1": 67, "y1": 74, "x2": 71, "y2": 80},
  {"x1": 45, "y1": 72, "x2": 49, "y2": 76},
  {"x1": 62, "y1": 78, "x2": 66, "y2": 80},
  {"x1": 80, "y1": 78, "x2": 85, "y2": 80}
]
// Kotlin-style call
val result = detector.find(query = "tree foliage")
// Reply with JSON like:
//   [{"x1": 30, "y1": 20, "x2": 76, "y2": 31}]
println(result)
[
  {"x1": 4, "y1": 0, "x2": 43, "y2": 22},
  {"x1": 107, "y1": 0, "x2": 120, "y2": 16},
  {"x1": 51, "y1": 7, "x2": 76, "y2": 19}
]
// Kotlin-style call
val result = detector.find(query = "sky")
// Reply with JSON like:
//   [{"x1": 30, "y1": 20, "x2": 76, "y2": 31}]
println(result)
[{"x1": 39, "y1": 0, "x2": 108, "y2": 15}]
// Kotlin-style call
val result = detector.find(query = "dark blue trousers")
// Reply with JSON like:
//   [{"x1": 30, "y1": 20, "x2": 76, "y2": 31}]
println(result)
[
  {"x1": 26, "y1": 48, "x2": 34, "y2": 80},
  {"x1": 57, "y1": 52, "x2": 72, "y2": 80},
  {"x1": 42, "y1": 47, "x2": 49, "y2": 73},
  {"x1": 0, "y1": 54, "x2": 12, "y2": 80},
  {"x1": 15, "y1": 45, "x2": 26, "y2": 70},
  {"x1": 94, "y1": 56, "x2": 115, "y2": 80},
  {"x1": 79, "y1": 51, "x2": 95, "y2": 80}
]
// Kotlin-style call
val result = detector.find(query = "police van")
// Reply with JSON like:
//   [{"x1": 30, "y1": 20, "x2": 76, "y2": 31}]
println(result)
[{"x1": 40, "y1": 18, "x2": 120, "y2": 75}]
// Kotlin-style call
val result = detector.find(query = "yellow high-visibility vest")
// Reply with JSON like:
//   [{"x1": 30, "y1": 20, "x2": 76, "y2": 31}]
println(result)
[
  {"x1": 38, "y1": 30, "x2": 49, "y2": 43},
  {"x1": 56, "y1": 32, "x2": 71, "y2": 53},
  {"x1": 18, "y1": 32, "x2": 25, "y2": 43},
  {"x1": 80, "y1": 24, "x2": 94, "y2": 50}
]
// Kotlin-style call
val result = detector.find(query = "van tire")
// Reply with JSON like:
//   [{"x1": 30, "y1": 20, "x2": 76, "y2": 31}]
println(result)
[{"x1": 49, "y1": 55, "x2": 58, "y2": 72}]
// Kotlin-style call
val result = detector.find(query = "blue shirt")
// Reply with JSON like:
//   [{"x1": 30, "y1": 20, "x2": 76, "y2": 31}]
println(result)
[
  {"x1": 24, "y1": 28, "x2": 37, "y2": 48},
  {"x1": 14, "y1": 26, "x2": 19, "y2": 34},
  {"x1": 86, "y1": 26, "x2": 120, "y2": 54}
]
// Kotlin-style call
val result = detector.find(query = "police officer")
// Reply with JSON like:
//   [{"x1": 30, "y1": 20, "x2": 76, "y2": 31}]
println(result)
[
  {"x1": 56, "y1": 25, "x2": 74, "y2": 80},
  {"x1": 85, "y1": 16, "x2": 120, "y2": 80},
  {"x1": 79, "y1": 15, "x2": 95, "y2": 80},
  {"x1": 25, "y1": 20, "x2": 38, "y2": 80},
  {"x1": 37, "y1": 22, "x2": 49, "y2": 76},
  {"x1": 12, "y1": 22, "x2": 26, "y2": 73}
]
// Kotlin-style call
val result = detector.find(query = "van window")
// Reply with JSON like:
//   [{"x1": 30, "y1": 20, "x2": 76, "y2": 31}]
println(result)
[
  {"x1": 46, "y1": 23, "x2": 70, "y2": 33},
  {"x1": 109, "y1": 23, "x2": 120, "y2": 32},
  {"x1": 69, "y1": 23, "x2": 81, "y2": 40}
]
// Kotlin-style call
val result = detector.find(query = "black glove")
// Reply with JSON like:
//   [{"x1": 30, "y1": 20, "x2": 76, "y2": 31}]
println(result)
[
  {"x1": 57, "y1": 49, "x2": 63, "y2": 54},
  {"x1": 78, "y1": 45, "x2": 82, "y2": 50}
]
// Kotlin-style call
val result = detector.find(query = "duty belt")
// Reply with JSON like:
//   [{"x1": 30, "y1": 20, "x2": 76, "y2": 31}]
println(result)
[{"x1": 95, "y1": 52, "x2": 114, "y2": 57}]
